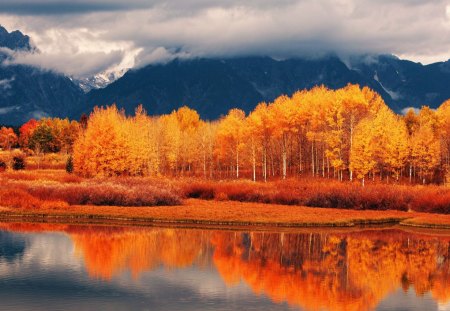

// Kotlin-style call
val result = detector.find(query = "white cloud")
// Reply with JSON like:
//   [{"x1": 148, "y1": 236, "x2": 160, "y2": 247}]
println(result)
[
  {"x1": 0, "y1": 0, "x2": 450, "y2": 77},
  {"x1": 1, "y1": 27, "x2": 130, "y2": 77},
  {"x1": 8, "y1": 49, "x2": 124, "y2": 78}
]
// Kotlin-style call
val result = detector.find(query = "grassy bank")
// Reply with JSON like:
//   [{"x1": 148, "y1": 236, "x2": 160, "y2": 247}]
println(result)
[
  {"x1": 0, "y1": 198, "x2": 449, "y2": 229},
  {"x1": 0, "y1": 170, "x2": 449, "y2": 228}
]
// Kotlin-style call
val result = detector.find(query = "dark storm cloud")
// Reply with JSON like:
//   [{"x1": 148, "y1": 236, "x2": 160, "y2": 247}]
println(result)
[
  {"x1": 0, "y1": 0, "x2": 298, "y2": 15},
  {"x1": 0, "y1": 1, "x2": 148, "y2": 15}
]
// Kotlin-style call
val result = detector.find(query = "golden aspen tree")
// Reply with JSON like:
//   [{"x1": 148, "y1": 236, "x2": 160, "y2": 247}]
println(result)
[
  {"x1": 291, "y1": 90, "x2": 309, "y2": 175},
  {"x1": 385, "y1": 119, "x2": 409, "y2": 181},
  {"x1": 270, "y1": 95, "x2": 298, "y2": 179},
  {"x1": 175, "y1": 106, "x2": 201, "y2": 174},
  {"x1": 196, "y1": 121, "x2": 217, "y2": 178},
  {"x1": 303, "y1": 86, "x2": 332, "y2": 178},
  {"x1": 411, "y1": 124, "x2": 440, "y2": 184},
  {"x1": 362, "y1": 86, "x2": 385, "y2": 115},
  {"x1": 159, "y1": 112, "x2": 182, "y2": 175},
  {"x1": 127, "y1": 105, "x2": 159, "y2": 176},
  {"x1": 403, "y1": 109, "x2": 420, "y2": 182},
  {"x1": 0, "y1": 127, "x2": 18, "y2": 151},
  {"x1": 245, "y1": 106, "x2": 266, "y2": 182},
  {"x1": 437, "y1": 100, "x2": 450, "y2": 184},
  {"x1": 339, "y1": 84, "x2": 371, "y2": 181},
  {"x1": 411, "y1": 107, "x2": 441, "y2": 184},
  {"x1": 251, "y1": 103, "x2": 273, "y2": 181},
  {"x1": 324, "y1": 93, "x2": 346, "y2": 180},
  {"x1": 61, "y1": 120, "x2": 81, "y2": 154},
  {"x1": 216, "y1": 109, "x2": 246, "y2": 178},
  {"x1": 73, "y1": 105, "x2": 130, "y2": 177},
  {"x1": 349, "y1": 118, "x2": 377, "y2": 186},
  {"x1": 370, "y1": 106, "x2": 408, "y2": 181}
]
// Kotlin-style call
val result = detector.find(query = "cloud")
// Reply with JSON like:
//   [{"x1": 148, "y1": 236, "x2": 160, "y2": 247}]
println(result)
[
  {"x1": 0, "y1": 105, "x2": 19, "y2": 115},
  {"x1": 8, "y1": 49, "x2": 125, "y2": 77},
  {"x1": 134, "y1": 47, "x2": 191, "y2": 68},
  {"x1": 0, "y1": 76, "x2": 14, "y2": 90},
  {"x1": 1, "y1": 26, "x2": 131, "y2": 78},
  {"x1": 0, "y1": 0, "x2": 449, "y2": 77}
]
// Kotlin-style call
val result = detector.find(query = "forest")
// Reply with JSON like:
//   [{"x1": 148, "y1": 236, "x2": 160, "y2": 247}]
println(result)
[{"x1": 1, "y1": 83, "x2": 449, "y2": 186}]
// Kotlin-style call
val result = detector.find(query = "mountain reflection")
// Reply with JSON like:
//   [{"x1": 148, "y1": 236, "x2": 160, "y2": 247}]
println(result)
[{"x1": 0, "y1": 223, "x2": 448, "y2": 311}]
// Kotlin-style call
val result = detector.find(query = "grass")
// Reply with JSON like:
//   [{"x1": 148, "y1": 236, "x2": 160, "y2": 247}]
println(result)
[{"x1": 25, "y1": 153, "x2": 68, "y2": 170}]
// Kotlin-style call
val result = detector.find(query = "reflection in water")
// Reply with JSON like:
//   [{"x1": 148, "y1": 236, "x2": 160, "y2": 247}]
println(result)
[
  {"x1": 0, "y1": 231, "x2": 25, "y2": 261},
  {"x1": 0, "y1": 222, "x2": 449, "y2": 311}
]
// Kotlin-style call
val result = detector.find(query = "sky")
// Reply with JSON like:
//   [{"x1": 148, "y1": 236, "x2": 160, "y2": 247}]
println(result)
[{"x1": 1, "y1": 0, "x2": 450, "y2": 78}]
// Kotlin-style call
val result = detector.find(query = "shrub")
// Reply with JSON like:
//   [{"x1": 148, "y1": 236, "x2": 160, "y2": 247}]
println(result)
[
  {"x1": 12, "y1": 155, "x2": 25, "y2": 170},
  {"x1": 26, "y1": 181, "x2": 182, "y2": 207},
  {"x1": 0, "y1": 189, "x2": 41, "y2": 209},
  {"x1": 183, "y1": 182, "x2": 215, "y2": 199},
  {"x1": 179, "y1": 178, "x2": 447, "y2": 213}
]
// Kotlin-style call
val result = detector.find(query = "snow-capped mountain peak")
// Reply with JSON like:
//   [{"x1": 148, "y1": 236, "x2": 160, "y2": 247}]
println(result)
[{"x1": 77, "y1": 68, "x2": 128, "y2": 93}]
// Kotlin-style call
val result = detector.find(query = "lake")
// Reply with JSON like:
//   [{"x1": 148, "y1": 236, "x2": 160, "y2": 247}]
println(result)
[{"x1": 0, "y1": 222, "x2": 448, "y2": 311}]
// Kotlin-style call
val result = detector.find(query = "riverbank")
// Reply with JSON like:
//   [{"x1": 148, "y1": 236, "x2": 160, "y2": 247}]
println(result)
[
  {"x1": 2, "y1": 170, "x2": 450, "y2": 214},
  {"x1": 1, "y1": 198, "x2": 450, "y2": 230},
  {"x1": 1, "y1": 170, "x2": 450, "y2": 230}
]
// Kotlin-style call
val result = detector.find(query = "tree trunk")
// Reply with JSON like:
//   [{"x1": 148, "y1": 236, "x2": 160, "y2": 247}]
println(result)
[
  {"x1": 409, "y1": 164, "x2": 412, "y2": 183},
  {"x1": 236, "y1": 150, "x2": 239, "y2": 179},
  {"x1": 263, "y1": 147, "x2": 267, "y2": 182},
  {"x1": 349, "y1": 114, "x2": 354, "y2": 181},
  {"x1": 252, "y1": 143, "x2": 256, "y2": 182},
  {"x1": 311, "y1": 140, "x2": 315, "y2": 177}
]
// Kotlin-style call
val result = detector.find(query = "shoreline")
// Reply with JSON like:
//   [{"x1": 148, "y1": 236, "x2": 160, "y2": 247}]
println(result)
[{"x1": 0, "y1": 199, "x2": 449, "y2": 231}]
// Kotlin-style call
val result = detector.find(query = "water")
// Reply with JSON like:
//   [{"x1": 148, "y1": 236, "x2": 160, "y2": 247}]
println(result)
[{"x1": 0, "y1": 223, "x2": 448, "y2": 311}]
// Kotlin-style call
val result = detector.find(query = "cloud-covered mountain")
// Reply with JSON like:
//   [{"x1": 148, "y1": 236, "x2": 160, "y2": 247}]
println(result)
[{"x1": 0, "y1": 25, "x2": 85, "y2": 125}]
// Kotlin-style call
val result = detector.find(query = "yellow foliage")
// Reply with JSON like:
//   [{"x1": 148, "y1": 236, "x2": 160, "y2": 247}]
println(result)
[{"x1": 64, "y1": 84, "x2": 450, "y2": 183}]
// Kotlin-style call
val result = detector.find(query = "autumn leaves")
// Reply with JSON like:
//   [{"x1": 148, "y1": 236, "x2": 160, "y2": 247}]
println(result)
[{"x1": 69, "y1": 84, "x2": 448, "y2": 184}]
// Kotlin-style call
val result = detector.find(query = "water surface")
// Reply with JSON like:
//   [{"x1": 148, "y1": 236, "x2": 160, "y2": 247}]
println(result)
[{"x1": 0, "y1": 222, "x2": 448, "y2": 311}]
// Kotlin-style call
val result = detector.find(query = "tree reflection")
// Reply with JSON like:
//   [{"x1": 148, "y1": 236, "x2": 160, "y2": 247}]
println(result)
[{"x1": 0, "y1": 223, "x2": 448, "y2": 311}]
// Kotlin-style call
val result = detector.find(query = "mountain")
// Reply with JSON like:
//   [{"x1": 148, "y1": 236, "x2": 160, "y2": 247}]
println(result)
[
  {"x1": 86, "y1": 55, "x2": 450, "y2": 119},
  {"x1": 349, "y1": 55, "x2": 450, "y2": 112},
  {"x1": 0, "y1": 25, "x2": 85, "y2": 125},
  {"x1": 76, "y1": 68, "x2": 128, "y2": 93},
  {"x1": 0, "y1": 26, "x2": 32, "y2": 51},
  {"x1": 87, "y1": 56, "x2": 385, "y2": 119}
]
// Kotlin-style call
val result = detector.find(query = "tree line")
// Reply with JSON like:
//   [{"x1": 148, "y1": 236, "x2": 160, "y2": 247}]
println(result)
[{"x1": 2, "y1": 84, "x2": 450, "y2": 185}]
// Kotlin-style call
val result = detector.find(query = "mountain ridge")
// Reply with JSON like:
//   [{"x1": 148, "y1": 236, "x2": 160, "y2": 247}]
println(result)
[{"x1": 86, "y1": 55, "x2": 450, "y2": 119}]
